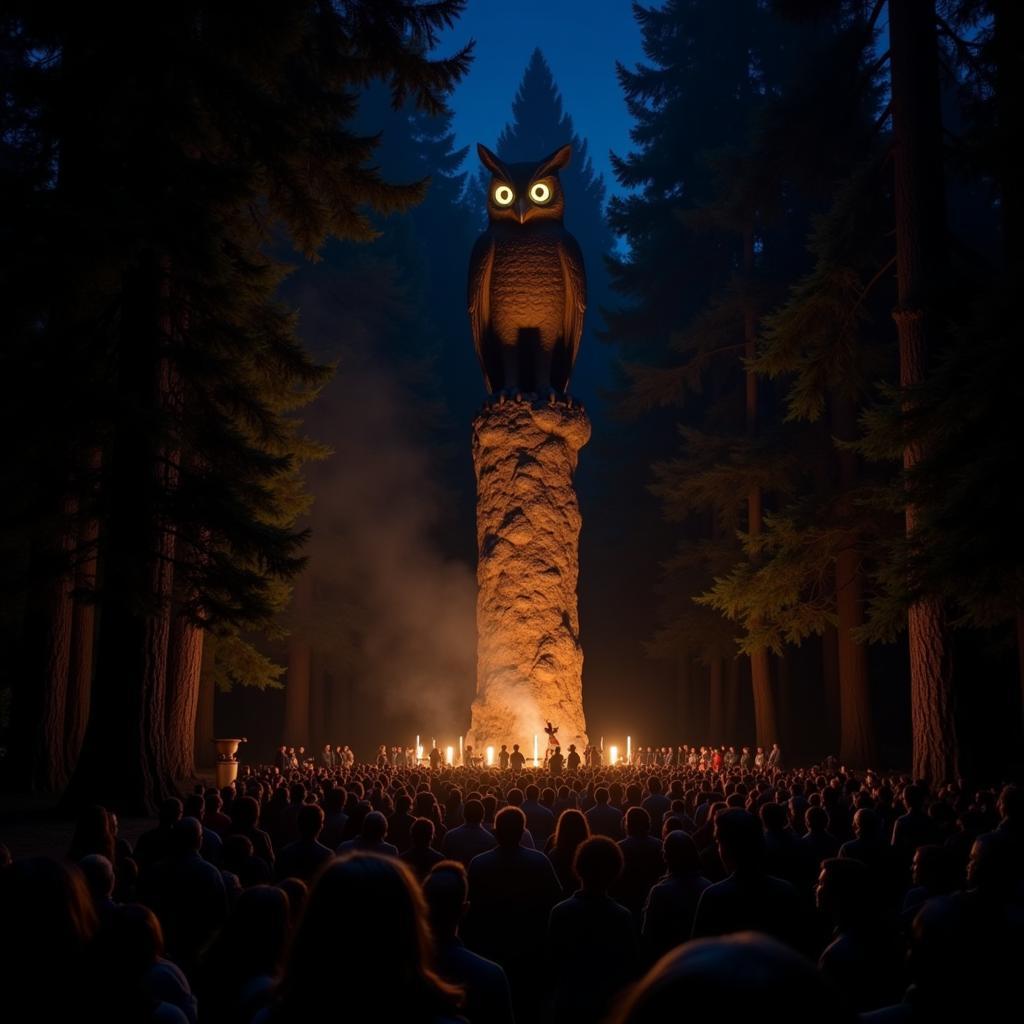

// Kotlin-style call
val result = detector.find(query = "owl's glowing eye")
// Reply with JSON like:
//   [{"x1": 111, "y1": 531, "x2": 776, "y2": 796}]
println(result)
[
  {"x1": 530, "y1": 182, "x2": 552, "y2": 204},
  {"x1": 493, "y1": 184, "x2": 515, "y2": 207}
]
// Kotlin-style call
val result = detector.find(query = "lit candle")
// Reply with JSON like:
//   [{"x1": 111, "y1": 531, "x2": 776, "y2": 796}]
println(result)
[
  {"x1": 416, "y1": 734, "x2": 419, "y2": 756},
  {"x1": 446, "y1": 745, "x2": 454, "y2": 766},
  {"x1": 627, "y1": 736, "x2": 631, "y2": 764},
  {"x1": 600, "y1": 735, "x2": 604, "y2": 751},
  {"x1": 486, "y1": 745, "x2": 494, "y2": 766},
  {"x1": 459, "y1": 735, "x2": 464, "y2": 765},
  {"x1": 610, "y1": 745, "x2": 618, "y2": 766},
  {"x1": 417, "y1": 744, "x2": 423, "y2": 761}
]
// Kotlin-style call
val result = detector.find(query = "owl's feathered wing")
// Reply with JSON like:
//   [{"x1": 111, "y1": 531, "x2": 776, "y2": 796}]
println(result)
[
  {"x1": 467, "y1": 232, "x2": 495, "y2": 388},
  {"x1": 558, "y1": 233, "x2": 587, "y2": 374}
]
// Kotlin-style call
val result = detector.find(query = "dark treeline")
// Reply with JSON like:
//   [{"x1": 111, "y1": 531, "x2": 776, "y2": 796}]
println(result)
[{"x1": 0, "y1": 0, "x2": 1021, "y2": 813}]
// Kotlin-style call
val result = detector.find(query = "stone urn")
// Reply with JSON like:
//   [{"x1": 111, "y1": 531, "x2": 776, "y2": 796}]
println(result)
[{"x1": 213, "y1": 737, "x2": 246, "y2": 789}]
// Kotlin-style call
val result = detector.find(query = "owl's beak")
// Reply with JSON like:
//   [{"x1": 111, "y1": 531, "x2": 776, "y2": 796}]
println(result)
[{"x1": 515, "y1": 197, "x2": 528, "y2": 223}]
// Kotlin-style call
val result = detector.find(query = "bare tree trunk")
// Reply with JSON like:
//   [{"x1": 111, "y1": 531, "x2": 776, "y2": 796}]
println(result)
[
  {"x1": 28, "y1": 494, "x2": 78, "y2": 791},
  {"x1": 775, "y1": 649, "x2": 792, "y2": 752},
  {"x1": 63, "y1": 255, "x2": 180, "y2": 814},
  {"x1": 65, "y1": 449, "x2": 101, "y2": 774},
  {"x1": 743, "y1": 224, "x2": 778, "y2": 749},
  {"x1": 821, "y1": 626, "x2": 840, "y2": 755},
  {"x1": 195, "y1": 642, "x2": 216, "y2": 773},
  {"x1": 709, "y1": 658, "x2": 724, "y2": 745},
  {"x1": 890, "y1": 0, "x2": 957, "y2": 782},
  {"x1": 284, "y1": 573, "x2": 314, "y2": 749},
  {"x1": 725, "y1": 656, "x2": 740, "y2": 742},
  {"x1": 165, "y1": 613, "x2": 204, "y2": 780}
]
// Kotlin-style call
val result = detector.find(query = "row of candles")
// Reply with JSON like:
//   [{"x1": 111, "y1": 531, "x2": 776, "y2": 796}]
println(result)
[{"x1": 412, "y1": 734, "x2": 636, "y2": 767}]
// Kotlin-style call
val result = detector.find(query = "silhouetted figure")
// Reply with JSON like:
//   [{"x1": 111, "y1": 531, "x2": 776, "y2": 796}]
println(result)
[
  {"x1": 69, "y1": 804, "x2": 117, "y2": 864},
  {"x1": 691, "y1": 809, "x2": 806, "y2": 950},
  {"x1": 566, "y1": 744, "x2": 581, "y2": 771},
  {"x1": 616, "y1": 806, "x2": 664, "y2": 923},
  {"x1": 610, "y1": 933, "x2": 856, "y2": 1024},
  {"x1": 264, "y1": 854, "x2": 463, "y2": 1021},
  {"x1": 641, "y1": 831, "x2": 711, "y2": 963},
  {"x1": 839, "y1": 807, "x2": 904, "y2": 909},
  {"x1": 402, "y1": 817, "x2": 446, "y2": 880},
  {"x1": 585, "y1": 786, "x2": 624, "y2": 838},
  {"x1": 466, "y1": 806, "x2": 561, "y2": 1018},
  {"x1": 134, "y1": 799, "x2": 184, "y2": 869},
  {"x1": 801, "y1": 805, "x2": 840, "y2": 865},
  {"x1": 274, "y1": 804, "x2": 334, "y2": 883},
  {"x1": 509, "y1": 743, "x2": 526, "y2": 771},
  {"x1": 424, "y1": 861, "x2": 516, "y2": 1024},
  {"x1": 442, "y1": 798, "x2": 498, "y2": 866},
  {"x1": 139, "y1": 817, "x2": 228, "y2": 979},
  {"x1": 0, "y1": 857, "x2": 99, "y2": 1018},
  {"x1": 337, "y1": 810, "x2": 399, "y2": 858},
  {"x1": 546, "y1": 836, "x2": 639, "y2": 1022},
  {"x1": 197, "y1": 884, "x2": 289, "y2": 1024},
  {"x1": 521, "y1": 783, "x2": 556, "y2": 845},
  {"x1": 499, "y1": 744, "x2": 510, "y2": 770},
  {"x1": 815, "y1": 858, "x2": 905, "y2": 1011},
  {"x1": 548, "y1": 809, "x2": 591, "y2": 897},
  {"x1": 80, "y1": 852, "x2": 118, "y2": 928},
  {"x1": 229, "y1": 796, "x2": 275, "y2": 874}
]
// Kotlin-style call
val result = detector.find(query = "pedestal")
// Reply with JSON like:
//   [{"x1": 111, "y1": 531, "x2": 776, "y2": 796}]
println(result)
[
  {"x1": 213, "y1": 737, "x2": 244, "y2": 789},
  {"x1": 467, "y1": 399, "x2": 590, "y2": 754}
]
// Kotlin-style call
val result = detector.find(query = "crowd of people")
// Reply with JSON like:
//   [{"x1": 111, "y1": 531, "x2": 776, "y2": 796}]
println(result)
[{"x1": 1, "y1": 756, "x2": 1021, "y2": 1022}]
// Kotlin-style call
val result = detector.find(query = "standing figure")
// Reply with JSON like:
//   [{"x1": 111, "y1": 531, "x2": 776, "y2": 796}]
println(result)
[{"x1": 468, "y1": 143, "x2": 586, "y2": 395}]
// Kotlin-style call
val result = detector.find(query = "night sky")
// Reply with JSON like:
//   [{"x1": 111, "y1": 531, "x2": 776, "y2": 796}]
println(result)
[{"x1": 436, "y1": 0, "x2": 645, "y2": 200}]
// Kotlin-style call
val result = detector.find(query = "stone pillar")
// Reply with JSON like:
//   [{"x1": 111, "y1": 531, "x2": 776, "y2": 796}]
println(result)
[{"x1": 467, "y1": 399, "x2": 590, "y2": 754}]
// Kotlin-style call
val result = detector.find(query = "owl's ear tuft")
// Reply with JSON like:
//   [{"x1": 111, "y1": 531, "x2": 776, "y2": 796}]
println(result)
[
  {"x1": 537, "y1": 143, "x2": 572, "y2": 177},
  {"x1": 477, "y1": 143, "x2": 511, "y2": 182}
]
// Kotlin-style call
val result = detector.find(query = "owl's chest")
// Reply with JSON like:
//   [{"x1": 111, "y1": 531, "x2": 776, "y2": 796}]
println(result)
[{"x1": 489, "y1": 233, "x2": 565, "y2": 308}]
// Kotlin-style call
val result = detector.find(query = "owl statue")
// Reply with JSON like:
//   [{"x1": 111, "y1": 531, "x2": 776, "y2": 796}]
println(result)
[{"x1": 468, "y1": 142, "x2": 586, "y2": 396}]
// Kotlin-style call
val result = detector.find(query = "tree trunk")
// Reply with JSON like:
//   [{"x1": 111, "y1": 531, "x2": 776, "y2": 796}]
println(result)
[
  {"x1": 65, "y1": 449, "x2": 101, "y2": 775},
  {"x1": 26, "y1": 494, "x2": 78, "y2": 792},
  {"x1": 821, "y1": 626, "x2": 840, "y2": 755},
  {"x1": 195, "y1": 642, "x2": 216, "y2": 773},
  {"x1": 725, "y1": 656, "x2": 740, "y2": 742},
  {"x1": 165, "y1": 612, "x2": 204, "y2": 780},
  {"x1": 284, "y1": 573, "x2": 314, "y2": 749},
  {"x1": 63, "y1": 255, "x2": 180, "y2": 814},
  {"x1": 310, "y1": 655, "x2": 329, "y2": 758},
  {"x1": 708, "y1": 658, "x2": 724, "y2": 745},
  {"x1": 775, "y1": 649, "x2": 792, "y2": 752},
  {"x1": 889, "y1": 0, "x2": 957, "y2": 782},
  {"x1": 833, "y1": 396, "x2": 876, "y2": 769},
  {"x1": 743, "y1": 224, "x2": 778, "y2": 749},
  {"x1": 674, "y1": 655, "x2": 691, "y2": 738}
]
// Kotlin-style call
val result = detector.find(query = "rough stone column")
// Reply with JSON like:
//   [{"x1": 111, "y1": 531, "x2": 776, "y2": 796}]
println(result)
[{"x1": 467, "y1": 399, "x2": 590, "y2": 755}]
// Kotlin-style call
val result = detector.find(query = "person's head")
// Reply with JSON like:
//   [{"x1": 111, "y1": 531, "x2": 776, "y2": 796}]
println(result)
[
  {"x1": 410, "y1": 817, "x2": 435, "y2": 849},
  {"x1": 277, "y1": 877, "x2": 308, "y2": 927},
  {"x1": 663, "y1": 831, "x2": 700, "y2": 876},
  {"x1": 714, "y1": 810, "x2": 764, "y2": 873},
  {"x1": 201, "y1": 884, "x2": 290, "y2": 984},
  {"x1": 759, "y1": 802, "x2": 787, "y2": 832},
  {"x1": 967, "y1": 831, "x2": 1014, "y2": 895},
  {"x1": 625, "y1": 806, "x2": 652, "y2": 838},
  {"x1": 512, "y1": 744, "x2": 520, "y2": 752},
  {"x1": 99, "y1": 903, "x2": 164, "y2": 981},
  {"x1": 911, "y1": 844, "x2": 948, "y2": 891},
  {"x1": 595, "y1": 786, "x2": 610, "y2": 805},
  {"x1": 361, "y1": 810, "x2": 388, "y2": 842},
  {"x1": 232, "y1": 795, "x2": 261, "y2": 829},
  {"x1": 610, "y1": 933, "x2": 855, "y2": 1024},
  {"x1": 506, "y1": 788, "x2": 524, "y2": 807},
  {"x1": 297, "y1": 803, "x2": 325, "y2": 842},
  {"x1": 78, "y1": 854, "x2": 115, "y2": 904},
  {"x1": 159, "y1": 798, "x2": 184, "y2": 827},
  {"x1": 997, "y1": 783, "x2": 1020, "y2": 823},
  {"x1": 183, "y1": 793, "x2": 205, "y2": 820},
  {"x1": 494, "y1": 806, "x2": 526, "y2": 848},
  {"x1": 903, "y1": 783, "x2": 927, "y2": 812},
  {"x1": 172, "y1": 816, "x2": 202, "y2": 855},
  {"x1": 525, "y1": 784, "x2": 540, "y2": 802},
  {"x1": 276, "y1": 855, "x2": 461, "y2": 1013},
  {"x1": 804, "y1": 805, "x2": 829, "y2": 833},
  {"x1": 852, "y1": 807, "x2": 879, "y2": 840},
  {"x1": 554, "y1": 809, "x2": 590, "y2": 852},
  {"x1": 573, "y1": 836, "x2": 624, "y2": 893},
  {"x1": 815, "y1": 858, "x2": 871, "y2": 926},
  {"x1": 463, "y1": 799, "x2": 485, "y2": 826},
  {"x1": 423, "y1": 860, "x2": 469, "y2": 939}
]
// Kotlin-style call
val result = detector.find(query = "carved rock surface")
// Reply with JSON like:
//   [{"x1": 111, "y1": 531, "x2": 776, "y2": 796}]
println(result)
[{"x1": 467, "y1": 400, "x2": 590, "y2": 756}]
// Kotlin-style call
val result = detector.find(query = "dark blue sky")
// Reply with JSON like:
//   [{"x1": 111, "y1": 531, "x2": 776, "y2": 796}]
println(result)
[{"x1": 436, "y1": 0, "x2": 646, "y2": 200}]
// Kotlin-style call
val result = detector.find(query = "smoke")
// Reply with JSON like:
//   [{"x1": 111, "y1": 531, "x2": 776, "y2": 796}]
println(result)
[{"x1": 296, "y1": 262, "x2": 478, "y2": 745}]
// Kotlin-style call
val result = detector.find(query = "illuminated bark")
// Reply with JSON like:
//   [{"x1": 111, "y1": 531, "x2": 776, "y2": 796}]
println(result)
[{"x1": 468, "y1": 399, "x2": 590, "y2": 753}]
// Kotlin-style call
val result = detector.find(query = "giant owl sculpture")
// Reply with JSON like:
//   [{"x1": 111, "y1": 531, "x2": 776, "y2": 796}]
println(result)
[{"x1": 468, "y1": 142, "x2": 586, "y2": 396}]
